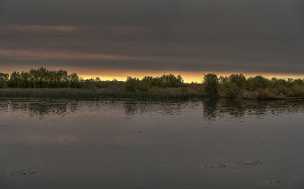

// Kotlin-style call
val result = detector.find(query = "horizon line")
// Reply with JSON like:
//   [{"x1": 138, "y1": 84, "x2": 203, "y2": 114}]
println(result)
[{"x1": 2, "y1": 67, "x2": 303, "y2": 83}]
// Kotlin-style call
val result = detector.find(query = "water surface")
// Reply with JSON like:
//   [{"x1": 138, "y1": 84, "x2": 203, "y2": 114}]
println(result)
[{"x1": 0, "y1": 99, "x2": 303, "y2": 189}]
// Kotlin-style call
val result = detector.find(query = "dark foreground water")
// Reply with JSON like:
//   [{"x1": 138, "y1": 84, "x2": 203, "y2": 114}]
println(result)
[{"x1": 0, "y1": 99, "x2": 304, "y2": 189}]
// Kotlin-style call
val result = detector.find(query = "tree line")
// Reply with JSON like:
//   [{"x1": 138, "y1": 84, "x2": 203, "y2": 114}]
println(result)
[
  {"x1": 0, "y1": 68, "x2": 184, "y2": 89},
  {"x1": 1, "y1": 68, "x2": 304, "y2": 99},
  {"x1": 204, "y1": 74, "x2": 304, "y2": 99},
  {"x1": 0, "y1": 67, "x2": 123, "y2": 88},
  {"x1": 0, "y1": 68, "x2": 79, "y2": 88}
]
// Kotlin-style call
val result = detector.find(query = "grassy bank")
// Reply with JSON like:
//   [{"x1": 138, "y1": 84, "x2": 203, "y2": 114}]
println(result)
[
  {"x1": 0, "y1": 87, "x2": 203, "y2": 100},
  {"x1": 1, "y1": 87, "x2": 304, "y2": 100}
]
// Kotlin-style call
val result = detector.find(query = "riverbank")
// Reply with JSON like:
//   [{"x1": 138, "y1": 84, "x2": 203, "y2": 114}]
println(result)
[
  {"x1": 0, "y1": 88, "x2": 203, "y2": 100},
  {"x1": 1, "y1": 88, "x2": 304, "y2": 100}
]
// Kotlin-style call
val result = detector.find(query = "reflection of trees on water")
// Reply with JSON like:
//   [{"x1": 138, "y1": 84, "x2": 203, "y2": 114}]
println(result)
[
  {"x1": 123, "y1": 101, "x2": 186, "y2": 116},
  {"x1": 123, "y1": 100, "x2": 304, "y2": 119},
  {"x1": 202, "y1": 99, "x2": 218, "y2": 119},
  {"x1": 0, "y1": 100, "x2": 78, "y2": 119},
  {"x1": 0, "y1": 99, "x2": 304, "y2": 119},
  {"x1": 28, "y1": 103, "x2": 68, "y2": 118},
  {"x1": 0, "y1": 101, "x2": 8, "y2": 112},
  {"x1": 10, "y1": 101, "x2": 69, "y2": 119},
  {"x1": 203, "y1": 99, "x2": 304, "y2": 120},
  {"x1": 203, "y1": 100, "x2": 248, "y2": 120}
]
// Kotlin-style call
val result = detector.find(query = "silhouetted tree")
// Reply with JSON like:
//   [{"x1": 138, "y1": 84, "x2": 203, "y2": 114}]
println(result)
[
  {"x1": 204, "y1": 74, "x2": 219, "y2": 97},
  {"x1": 0, "y1": 73, "x2": 9, "y2": 88}
]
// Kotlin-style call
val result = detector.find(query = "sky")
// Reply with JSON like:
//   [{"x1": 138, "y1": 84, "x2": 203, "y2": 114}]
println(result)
[{"x1": 0, "y1": 0, "x2": 303, "y2": 82}]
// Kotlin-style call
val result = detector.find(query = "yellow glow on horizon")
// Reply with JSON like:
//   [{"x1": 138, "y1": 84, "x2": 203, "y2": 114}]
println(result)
[
  {"x1": 1, "y1": 65, "x2": 303, "y2": 83},
  {"x1": 78, "y1": 70, "x2": 304, "y2": 83}
]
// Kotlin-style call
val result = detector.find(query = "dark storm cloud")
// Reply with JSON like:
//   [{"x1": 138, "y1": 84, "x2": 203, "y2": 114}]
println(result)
[{"x1": 0, "y1": 0, "x2": 303, "y2": 74}]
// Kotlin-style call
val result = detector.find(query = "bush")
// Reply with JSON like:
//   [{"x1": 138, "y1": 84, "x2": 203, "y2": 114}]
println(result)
[
  {"x1": 247, "y1": 76, "x2": 270, "y2": 90},
  {"x1": 220, "y1": 82, "x2": 242, "y2": 99},
  {"x1": 125, "y1": 77, "x2": 140, "y2": 92},
  {"x1": 229, "y1": 74, "x2": 246, "y2": 89}
]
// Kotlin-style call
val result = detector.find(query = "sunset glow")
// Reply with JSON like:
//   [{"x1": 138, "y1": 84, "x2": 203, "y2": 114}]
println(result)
[
  {"x1": 1, "y1": 65, "x2": 303, "y2": 83},
  {"x1": 78, "y1": 71, "x2": 304, "y2": 83}
]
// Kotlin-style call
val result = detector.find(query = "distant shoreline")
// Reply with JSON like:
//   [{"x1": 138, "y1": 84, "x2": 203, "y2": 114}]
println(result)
[{"x1": 1, "y1": 68, "x2": 304, "y2": 100}]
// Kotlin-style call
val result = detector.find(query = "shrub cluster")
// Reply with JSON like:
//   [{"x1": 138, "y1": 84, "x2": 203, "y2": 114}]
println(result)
[
  {"x1": 0, "y1": 67, "x2": 124, "y2": 89},
  {"x1": 204, "y1": 74, "x2": 304, "y2": 99},
  {"x1": 125, "y1": 74, "x2": 184, "y2": 92}
]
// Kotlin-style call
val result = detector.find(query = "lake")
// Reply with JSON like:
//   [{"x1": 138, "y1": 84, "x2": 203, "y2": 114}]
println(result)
[{"x1": 0, "y1": 99, "x2": 303, "y2": 189}]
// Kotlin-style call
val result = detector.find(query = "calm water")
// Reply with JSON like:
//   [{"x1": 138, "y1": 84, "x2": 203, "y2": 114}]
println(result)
[{"x1": 0, "y1": 99, "x2": 304, "y2": 189}]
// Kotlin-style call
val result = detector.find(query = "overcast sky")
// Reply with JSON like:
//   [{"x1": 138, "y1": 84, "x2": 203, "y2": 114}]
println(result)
[{"x1": 0, "y1": 0, "x2": 303, "y2": 78}]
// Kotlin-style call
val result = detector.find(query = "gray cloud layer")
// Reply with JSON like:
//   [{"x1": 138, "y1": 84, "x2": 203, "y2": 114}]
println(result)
[{"x1": 0, "y1": 0, "x2": 303, "y2": 74}]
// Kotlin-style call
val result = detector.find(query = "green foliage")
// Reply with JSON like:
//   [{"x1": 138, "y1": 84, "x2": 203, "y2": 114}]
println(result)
[
  {"x1": 204, "y1": 74, "x2": 219, "y2": 97},
  {"x1": 229, "y1": 74, "x2": 246, "y2": 88},
  {"x1": 217, "y1": 74, "x2": 247, "y2": 98},
  {"x1": 125, "y1": 77, "x2": 141, "y2": 92},
  {"x1": 220, "y1": 82, "x2": 241, "y2": 99},
  {"x1": 1, "y1": 68, "x2": 304, "y2": 99},
  {"x1": 125, "y1": 74, "x2": 184, "y2": 92},
  {"x1": 7, "y1": 68, "x2": 79, "y2": 88},
  {"x1": 210, "y1": 73, "x2": 304, "y2": 99},
  {"x1": 0, "y1": 72, "x2": 9, "y2": 88},
  {"x1": 246, "y1": 76, "x2": 270, "y2": 90}
]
